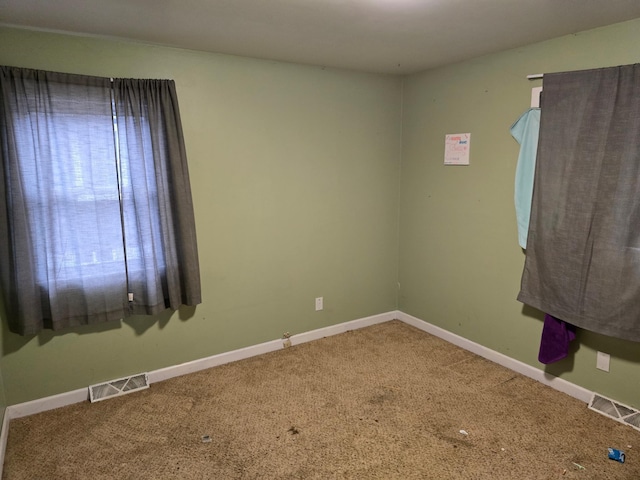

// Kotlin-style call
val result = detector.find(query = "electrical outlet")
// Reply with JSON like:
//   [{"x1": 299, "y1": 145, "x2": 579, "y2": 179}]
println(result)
[
  {"x1": 315, "y1": 297, "x2": 323, "y2": 311},
  {"x1": 596, "y1": 351, "x2": 610, "y2": 372}
]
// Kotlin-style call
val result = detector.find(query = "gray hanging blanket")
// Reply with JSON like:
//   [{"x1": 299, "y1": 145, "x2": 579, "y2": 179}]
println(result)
[{"x1": 518, "y1": 64, "x2": 640, "y2": 342}]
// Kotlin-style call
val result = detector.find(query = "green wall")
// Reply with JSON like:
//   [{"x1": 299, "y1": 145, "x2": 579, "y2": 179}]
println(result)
[
  {"x1": 400, "y1": 18, "x2": 640, "y2": 408},
  {"x1": 1, "y1": 18, "x2": 640, "y2": 410},
  {"x1": 0, "y1": 27, "x2": 402, "y2": 404}
]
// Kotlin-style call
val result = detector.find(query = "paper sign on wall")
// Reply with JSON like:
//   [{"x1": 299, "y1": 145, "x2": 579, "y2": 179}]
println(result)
[{"x1": 444, "y1": 133, "x2": 470, "y2": 165}]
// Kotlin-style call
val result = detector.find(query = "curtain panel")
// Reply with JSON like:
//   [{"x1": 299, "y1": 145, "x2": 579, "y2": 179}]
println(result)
[
  {"x1": 0, "y1": 66, "x2": 201, "y2": 335},
  {"x1": 518, "y1": 64, "x2": 640, "y2": 342}
]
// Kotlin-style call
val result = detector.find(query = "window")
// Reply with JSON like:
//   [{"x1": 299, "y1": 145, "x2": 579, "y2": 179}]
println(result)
[{"x1": 0, "y1": 66, "x2": 201, "y2": 335}]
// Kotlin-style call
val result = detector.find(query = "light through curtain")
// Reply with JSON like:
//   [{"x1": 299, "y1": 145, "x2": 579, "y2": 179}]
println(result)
[
  {"x1": 0, "y1": 66, "x2": 201, "y2": 335},
  {"x1": 113, "y1": 78, "x2": 201, "y2": 317},
  {"x1": 518, "y1": 64, "x2": 640, "y2": 342}
]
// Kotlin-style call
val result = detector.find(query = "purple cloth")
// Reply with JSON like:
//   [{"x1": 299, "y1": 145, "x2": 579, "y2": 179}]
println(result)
[{"x1": 538, "y1": 314, "x2": 576, "y2": 364}]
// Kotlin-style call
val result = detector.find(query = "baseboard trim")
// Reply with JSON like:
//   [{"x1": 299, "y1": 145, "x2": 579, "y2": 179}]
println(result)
[
  {"x1": 3, "y1": 311, "x2": 398, "y2": 420},
  {"x1": 0, "y1": 309, "x2": 594, "y2": 474},
  {"x1": 396, "y1": 311, "x2": 593, "y2": 403},
  {"x1": 0, "y1": 311, "x2": 397, "y2": 473},
  {"x1": 290, "y1": 311, "x2": 396, "y2": 346},
  {"x1": 1, "y1": 387, "x2": 89, "y2": 480},
  {"x1": 149, "y1": 311, "x2": 396, "y2": 384},
  {"x1": 6, "y1": 388, "x2": 88, "y2": 421}
]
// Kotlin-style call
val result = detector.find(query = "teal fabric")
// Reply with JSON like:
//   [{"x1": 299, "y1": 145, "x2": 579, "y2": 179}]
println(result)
[{"x1": 510, "y1": 108, "x2": 540, "y2": 249}]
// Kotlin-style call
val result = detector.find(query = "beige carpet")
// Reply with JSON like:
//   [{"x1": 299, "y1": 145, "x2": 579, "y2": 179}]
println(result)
[{"x1": 4, "y1": 320, "x2": 640, "y2": 479}]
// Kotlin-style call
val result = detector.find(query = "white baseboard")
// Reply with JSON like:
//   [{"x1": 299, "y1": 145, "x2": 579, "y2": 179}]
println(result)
[
  {"x1": 0, "y1": 311, "x2": 396, "y2": 474},
  {"x1": 148, "y1": 311, "x2": 396, "y2": 384},
  {"x1": 0, "y1": 387, "x2": 89, "y2": 479},
  {"x1": 3, "y1": 310, "x2": 398, "y2": 422},
  {"x1": 0, "y1": 309, "x2": 592, "y2": 475},
  {"x1": 6, "y1": 388, "x2": 88, "y2": 421},
  {"x1": 396, "y1": 311, "x2": 593, "y2": 403}
]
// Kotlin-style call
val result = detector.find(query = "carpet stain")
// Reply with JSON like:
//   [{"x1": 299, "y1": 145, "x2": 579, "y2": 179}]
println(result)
[
  {"x1": 369, "y1": 386, "x2": 396, "y2": 405},
  {"x1": 435, "y1": 432, "x2": 473, "y2": 448}
]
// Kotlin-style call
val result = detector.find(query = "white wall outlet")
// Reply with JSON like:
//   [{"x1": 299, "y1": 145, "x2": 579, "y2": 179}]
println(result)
[
  {"x1": 315, "y1": 297, "x2": 323, "y2": 311},
  {"x1": 596, "y1": 351, "x2": 610, "y2": 372}
]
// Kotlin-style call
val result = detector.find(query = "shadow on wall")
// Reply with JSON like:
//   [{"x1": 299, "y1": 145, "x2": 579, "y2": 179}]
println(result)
[
  {"x1": 545, "y1": 329, "x2": 640, "y2": 379},
  {"x1": 0, "y1": 293, "x2": 197, "y2": 356},
  {"x1": 521, "y1": 303, "x2": 640, "y2": 376},
  {"x1": 578, "y1": 329, "x2": 640, "y2": 364},
  {"x1": 520, "y1": 304, "x2": 577, "y2": 375}
]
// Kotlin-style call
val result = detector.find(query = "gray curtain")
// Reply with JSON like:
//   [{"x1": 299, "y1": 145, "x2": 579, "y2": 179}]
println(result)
[
  {"x1": 113, "y1": 78, "x2": 201, "y2": 316},
  {"x1": 518, "y1": 64, "x2": 640, "y2": 342},
  {"x1": 0, "y1": 67, "x2": 201, "y2": 335}
]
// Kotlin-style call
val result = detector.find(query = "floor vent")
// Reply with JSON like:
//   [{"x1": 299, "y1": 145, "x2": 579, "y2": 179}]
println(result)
[
  {"x1": 89, "y1": 373, "x2": 149, "y2": 403},
  {"x1": 588, "y1": 393, "x2": 640, "y2": 432}
]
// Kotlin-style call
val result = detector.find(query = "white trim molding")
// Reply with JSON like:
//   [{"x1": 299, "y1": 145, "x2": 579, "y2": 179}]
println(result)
[
  {"x1": 6, "y1": 388, "x2": 88, "y2": 421},
  {"x1": 3, "y1": 311, "x2": 398, "y2": 418},
  {"x1": 396, "y1": 311, "x2": 592, "y2": 403},
  {"x1": 0, "y1": 309, "x2": 594, "y2": 475},
  {"x1": 0, "y1": 310, "x2": 396, "y2": 475},
  {"x1": 148, "y1": 311, "x2": 396, "y2": 384}
]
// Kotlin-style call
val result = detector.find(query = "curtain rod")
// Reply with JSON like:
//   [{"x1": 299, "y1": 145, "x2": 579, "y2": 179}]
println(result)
[{"x1": 527, "y1": 74, "x2": 543, "y2": 80}]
